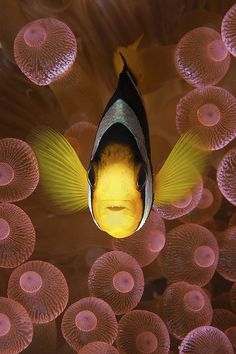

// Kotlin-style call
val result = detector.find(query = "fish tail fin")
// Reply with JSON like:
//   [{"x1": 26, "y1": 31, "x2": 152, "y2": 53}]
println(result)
[
  {"x1": 28, "y1": 128, "x2": 88, "y2": 214},
  {"x1": 154, "y1": 129, "x2": 209, "y2": 205}
]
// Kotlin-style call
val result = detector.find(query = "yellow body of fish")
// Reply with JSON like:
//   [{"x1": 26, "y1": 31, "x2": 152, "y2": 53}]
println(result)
[{"x1": 92, "y1": 143, "x2": 143, "y2": 238}]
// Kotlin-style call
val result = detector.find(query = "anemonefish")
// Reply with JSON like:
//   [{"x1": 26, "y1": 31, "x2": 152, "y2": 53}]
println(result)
[{"x1": 29, "y1": 59, "x2": 207, "y2": 238}]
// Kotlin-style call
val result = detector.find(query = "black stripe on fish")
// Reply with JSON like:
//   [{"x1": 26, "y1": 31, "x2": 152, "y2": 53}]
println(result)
[
  {"x1": 91, "y1": 122, "x2": 146, "y2": 215},
  {"x1": 100, "y1": 56, "x2": 151, "y2": 160},
  {"x1": 93, "y1": 123, "x2": 142, "y2": 164}
]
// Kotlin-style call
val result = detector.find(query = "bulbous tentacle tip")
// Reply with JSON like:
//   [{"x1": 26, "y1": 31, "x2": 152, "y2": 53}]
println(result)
[
  {"x1": 14, "y1": 18, "x2": 77, "y2": 85},
  {"x1": 7, "y1": 260, "x2": 69, "y2": 324},
  {"x1": 88, "y1": 251, "x2": 144, "y2": 315},
  {"x1": 217, "y1": 149, "x2": 236, "y2": 206},
  {"x1": 176, "y1": 86, "x2": 236, "y2": 151},
  {"x1": 0, "y1": 297, "x2": 33, "y2": 353},
  {"x1": 117, "y1": 310, "x2": 170, "y2": 354},
  {"x1": 61, "y1": 297, "x2": 118, "y2": 351},
  {"x1": 0, "y1": 138, "x2": 39, "y2": 202},
  {"x1": 179, "y1": 326, "x2": 234, "y2": 354},
  {"x1": 23, "y1": 23, "x2": 47, "y2": 47},
  {"x1": 175, "y1": 27, "x2": 230, "y2": 87},
  {"x1": 0, "y1": 203, "x2": 35, "y2": 268}
]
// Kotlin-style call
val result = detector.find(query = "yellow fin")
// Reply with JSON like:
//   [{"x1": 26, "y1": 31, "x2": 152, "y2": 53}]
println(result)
[
  {"x1": 113, "y1": 34, "x2": 144, "y2": 78},
  {"x1": 154, "y1": 130, "x2": 208, "y2": 205},
  {"x1": 29, "y1": 128, "x2": 88, "y2": 214},
  {"x1": 130, "y1": 34, "x2": 144, "y2": 51}
]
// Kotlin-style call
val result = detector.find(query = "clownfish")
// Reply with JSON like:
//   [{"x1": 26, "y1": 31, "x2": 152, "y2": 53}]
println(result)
[{"x1": 29, "y1": 60, "x2": 207, "y2": 238}]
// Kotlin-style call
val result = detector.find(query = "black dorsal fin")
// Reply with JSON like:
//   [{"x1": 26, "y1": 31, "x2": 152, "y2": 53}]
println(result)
[{"x1": 101, "y1": 55, "x2": 151, "y2": 158}]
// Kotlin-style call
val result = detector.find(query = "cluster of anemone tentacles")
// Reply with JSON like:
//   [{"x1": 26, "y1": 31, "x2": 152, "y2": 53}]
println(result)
[{"x1": 1, "y1": 1, "x2": 236, "y2": 353}]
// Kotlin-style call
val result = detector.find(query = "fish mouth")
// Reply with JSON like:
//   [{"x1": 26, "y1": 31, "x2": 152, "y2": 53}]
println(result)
[
  {"x1": 107, "y1": 206, "x2": 126, "y2": 211},
  {"x1": 99, "y1": 200, "x2": 134, "y2": 215}
]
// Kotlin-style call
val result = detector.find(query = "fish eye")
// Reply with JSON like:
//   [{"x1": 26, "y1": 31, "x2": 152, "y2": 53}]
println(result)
[
  {"x1": 88, "y1": 164, "x2": 96, "y2": 189},
  {"x1": 137, "y1": 164, "x2": 147, "y2": 191}
]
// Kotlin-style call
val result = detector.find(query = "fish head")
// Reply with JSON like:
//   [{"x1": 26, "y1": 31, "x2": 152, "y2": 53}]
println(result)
[{"x1": 88, "y1": 159, "x2": 147, "y2": 238}]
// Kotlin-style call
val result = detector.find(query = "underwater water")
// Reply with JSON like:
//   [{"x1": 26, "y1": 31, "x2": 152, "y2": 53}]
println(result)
[{"x1": 1, "y1": 0, "x2": 236, "y2": 353}]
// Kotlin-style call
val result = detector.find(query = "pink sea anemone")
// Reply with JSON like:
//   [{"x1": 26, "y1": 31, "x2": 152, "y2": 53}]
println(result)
[
  {"x1": 217, "y1": 148, "x2": 236, "y2": 206},
  {"x1": 175, "y1": 27, "x2": 230, "y2": 87},
  {"x1": 0, "y1": 297, "x2": 33, "y2": 354},
  {"x1": 7, "y1": 260, "x2": 69, "y2": 323},
  {"x1": 0, "y1": 138, "x2": 39, "y2": 202},
  {"x1": 159, "y1": 223, "x2": 219, "y2": 286},
  {"x1": 159, "y1": 281, "x2": 213, "y2": 339},
  {"x1": 221, "y1": 4, "x2": 236, "y2": 57},
  {"x1": 179, "y1": 326, "x2": 234, "y2": 354},
  {"x1": 176, "y1": 86, "x2": 236, "y2": 150},
  {"x1": 180, "y1": 177, "x2": 222, "y2": 224},
  {"x1": 112, "y1": 209, "x2": 165, "y2": 267},
  {"x1": 88, "y1": 251, "x2": 144, "y2": 315},
  {"x1": 14, "y1": 17, "x2": 77, "y2": 86},
  {"x1": 217, "y1": 226, "x2": 236, "y2": 282},
  {"x1": 0, "y1": 203, "x2": 35, "y2": 268},
  {"x1": 61, "y1": 297, "x2": 118, "y2": 351},
  {"x1": 155, "y1": 179, "x2": 203, "y2": 220},
  {"x1": 116, "y1": 310, "x2": 170, "y2": 354}
]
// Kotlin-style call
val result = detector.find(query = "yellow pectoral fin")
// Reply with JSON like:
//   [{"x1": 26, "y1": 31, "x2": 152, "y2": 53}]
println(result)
[
  {"x1": 154, "y1": 130, "x2": 208, "y2": 205},
  {"x1": 28, "y1": 128, "x2": 88, "y2": 214}
]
